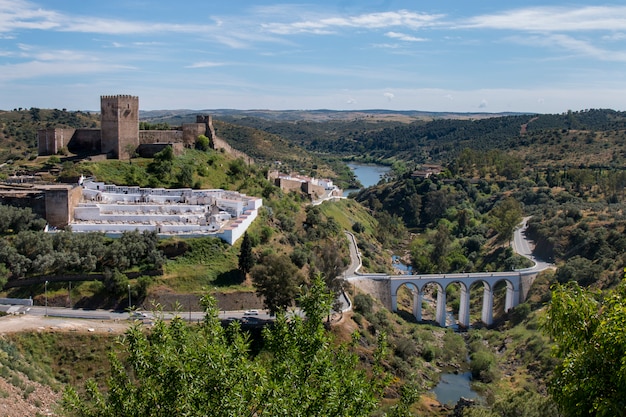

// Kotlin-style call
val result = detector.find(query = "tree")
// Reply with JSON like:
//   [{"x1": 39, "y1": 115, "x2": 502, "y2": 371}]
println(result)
[
  {"x1": 147, "y1": 146, "x2": 174, "y2": 182},
  {"x1": 176, "y1": 164, "x2": 194, "y2": 188},
  {"x1": 431, "y1": 222, "x2": 451, "y2": 270},
  {"x1": 251, "y1": 253, "x2": 305, "y2": 314},
  {"x1": 238, "y1": 232, "x2": 254, "y2": 277},
  {"x1": 195, "y1": 134, "x2": 210, "y2": 151},
  {"x1": 124, "y1": 143, "x2": 137, "y2": 164},
  {"x1": 63, "y1": 276, "x2": 390, "y2": 417},
  {"x1": 0, "y1": 263, "x2": 9, "y2": 289},
  {"x1": 313, "y1": 238, "x2": 346, "y2": 298},
  {"x1": 542, "y1": 280, "x2": 626, "y2": 416},
  {"x1": 489, "y1": 197, "x2": 522, "y2": 244}
]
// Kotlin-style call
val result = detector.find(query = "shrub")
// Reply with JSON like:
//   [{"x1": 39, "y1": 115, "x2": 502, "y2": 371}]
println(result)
[
  {"x1": 421, "y1": 344, "x2": 436, "y2": 362},
  {"x1": 470, "y1": 350, "x2": 497, "y2": 383},
  {"x1": 509, "y1": 303, "x2": 531, "y2": 325},
  {"x1": 353, "y1": 294, "x2": 374, "y2": 315}
]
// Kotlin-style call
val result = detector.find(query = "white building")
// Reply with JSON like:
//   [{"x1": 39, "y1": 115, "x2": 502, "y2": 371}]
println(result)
[{"x1": 68, "y1": 179, "x2": 262, "y2": 244}]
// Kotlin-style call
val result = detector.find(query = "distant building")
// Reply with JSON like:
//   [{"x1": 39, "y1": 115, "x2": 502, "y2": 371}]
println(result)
[
  {"x1": 267, "y1": 170, "x2": 342, "y2": 200},
  {"x1": 411, "y1": 164, "x2": 443, "y2": 179}
]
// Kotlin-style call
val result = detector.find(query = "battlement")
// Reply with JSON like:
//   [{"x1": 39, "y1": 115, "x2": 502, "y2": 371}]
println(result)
[{"x1": 100, "y1": 95, "x2": 139, "y2": 100}]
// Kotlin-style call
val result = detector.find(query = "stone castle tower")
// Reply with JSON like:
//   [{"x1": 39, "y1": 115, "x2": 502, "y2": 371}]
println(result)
[{"x1": 100, "y1": 95, "x2": 139, "y2": 158}]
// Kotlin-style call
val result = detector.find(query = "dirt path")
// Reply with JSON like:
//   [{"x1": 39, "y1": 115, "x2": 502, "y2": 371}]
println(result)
[{"x1": 0, "y1": 314, "x2": 130, "y2": 334}]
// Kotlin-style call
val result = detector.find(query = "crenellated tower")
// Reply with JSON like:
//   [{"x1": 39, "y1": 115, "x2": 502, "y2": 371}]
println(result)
[{"x1": 100, "y1": 95, "x2": 139, "y2": 158}]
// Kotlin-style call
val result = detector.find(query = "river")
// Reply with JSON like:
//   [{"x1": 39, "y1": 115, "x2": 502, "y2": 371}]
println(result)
[
  {"x1": 432, "y1": 372, "x2": 479, "y2": 406},
  {"x1": 343, "y1": 162, "x2": 391, "y2": 196}
]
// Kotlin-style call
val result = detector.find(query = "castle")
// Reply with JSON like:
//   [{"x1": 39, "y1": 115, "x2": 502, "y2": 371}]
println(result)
[
  {"x1": 7, "y1": 95, "x2": 261, "y2": 244},
  {"x1": 38, "y1": 95, "x2": 211, "y2": 159}
]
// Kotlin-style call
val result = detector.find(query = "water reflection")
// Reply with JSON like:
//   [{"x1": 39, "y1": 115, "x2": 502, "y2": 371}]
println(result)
[
  {"x1": 432, "y1": 372, "x2": 479, "y2": 406},
  {"x1": 343, "y1": 163, "x2": 391, "y2": 196}
]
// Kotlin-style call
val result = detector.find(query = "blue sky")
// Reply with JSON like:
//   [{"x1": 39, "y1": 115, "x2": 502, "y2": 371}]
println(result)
[{"x1": 1, "y1": 0, "x2": 626, "y2": 113}]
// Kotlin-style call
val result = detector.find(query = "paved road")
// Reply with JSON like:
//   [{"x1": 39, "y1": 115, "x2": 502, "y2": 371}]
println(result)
[
  {"x1": 6, "y1": 305, "x2": 273, "y2": 323},
  {"x1": 512, "y1": 216, "x2": 553, "y2": 272}
]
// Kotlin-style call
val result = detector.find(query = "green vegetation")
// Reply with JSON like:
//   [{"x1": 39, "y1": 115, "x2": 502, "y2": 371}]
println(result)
[
  {"x1": 542, "y1": 279, "x2": 626, "y2": 416},
  {"x1": 63, "y1": 277, "x2": 390, "y2": 417},
  {"x1": 3, "y1": 107, "x2": 626, "y2": 415},
  {"x1": 0, "y1": 108, "x2": 98, "y2": 162}
]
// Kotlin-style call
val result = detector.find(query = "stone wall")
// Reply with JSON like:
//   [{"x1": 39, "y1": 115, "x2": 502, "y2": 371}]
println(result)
[
  {"x1": 68, "y1": 129, "x2": 101, "y2": 153},
  {"x1": 139, "y1": 130, "x2": 183, "y2": 144},
  {"x1": 0, "y1": 184, "x2": 81, "y2": 228},
  {"x1": 38, "y1": 128, "x2": 101, "y2": 155},
  {"x1": 43, "y1": 185, "x2": 82, "y2": 227},
  {"x1": 136, "y1": 142, "x2": 184, "y2": 158},
  {"x1": 276, "y1": 178, "x2": 305, "y2": 194},
  {"x1": 0, "y1": 190, "x2": 47, "y2": 220},
  {"x1": 37, "y1": 128, "x2": 76, "y2": 155},
  {"x1": 182, "y1": 123, "x2": 206, "y2": 147}
]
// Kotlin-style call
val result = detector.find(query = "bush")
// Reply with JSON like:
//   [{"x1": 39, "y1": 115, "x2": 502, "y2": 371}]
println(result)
[
  {"x1": 195, "y1": 135, "x2": 210, "y2": 151},
  {"x1": 509, "y1": 303, "x2": 531, "y2": 325},
  {"x1": 470, "y1": 350, "x2": 497, "y2": 383},
  {"x1": 421, "y1": 344, "x2": 436, "y2": 362},
  {"x1": 353, "y1": 294, "x2": 374, "y2": 315}
]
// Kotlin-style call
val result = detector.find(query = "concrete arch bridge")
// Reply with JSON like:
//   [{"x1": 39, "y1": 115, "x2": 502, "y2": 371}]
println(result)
[{"x1": 387, "y1": 270, "x2": 537, "y2": 327}]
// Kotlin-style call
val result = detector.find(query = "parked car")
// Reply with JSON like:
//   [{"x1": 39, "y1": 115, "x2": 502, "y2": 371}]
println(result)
[{"x1": 244, "y1": 309, "x2": 259, "y2": 316}]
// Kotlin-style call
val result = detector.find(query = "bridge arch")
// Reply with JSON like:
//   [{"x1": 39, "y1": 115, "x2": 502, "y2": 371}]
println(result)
[{"x1": 389, "y1": 272, "x2": 523, "y2": 327}]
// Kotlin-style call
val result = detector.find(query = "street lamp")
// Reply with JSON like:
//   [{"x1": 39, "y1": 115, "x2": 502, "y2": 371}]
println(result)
[
  {"x1": 128, "y1": 284, "x2": 131, "y2": 310},
  {"x1": 44, "y1": 280, "x2": 48, "y2": 317}
]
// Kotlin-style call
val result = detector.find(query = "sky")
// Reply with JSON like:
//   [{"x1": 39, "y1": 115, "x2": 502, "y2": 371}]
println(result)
[{"x1": 1, "y1": 0, "x2": 626, "y2": 113}]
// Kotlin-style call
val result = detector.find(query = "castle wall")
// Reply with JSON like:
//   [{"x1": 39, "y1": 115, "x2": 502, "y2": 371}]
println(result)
[
  {"x1": 182, "y1": 123, "x2": 206, "y2": 147},
  {"x1": 37, "y1": 128, "x2": 76, "y2": 155},
  {"x1": 0, "y1": 185, "x2": 81, "y2": 228},
  {"x1": 136, "y1": 142, "x2": 184, "y2": 158},
  {"x1": 139, "y1": 130, "x2": 183, "y2": 144},
  {"x1": 304, "y1": 182, "x2": 326, "y2": 199},
  {"x1": 68, "y1": 129, "x2": 101, "y2": 153},
  {"x1": 43, "y1": 185, "x2": 82, "y2": 227},
  {"x1": 0, "y1": 190, "x2": 47, "y2": 220},
  {"x1": 275, "y1": 178, "x2": 305, "y2": 194},
  {"x1": 100, "y1": 95, "x2": 139, "y2": 159}
]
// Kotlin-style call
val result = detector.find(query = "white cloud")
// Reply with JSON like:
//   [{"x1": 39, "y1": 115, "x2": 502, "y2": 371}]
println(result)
[
  {"x1": 603, "y1": 32, "x2": 626, "y2": 41},
  {"x1": 0, "y1": 60, "x2": 133, "y2": 82},
  {"x1": 372, "y1": 43, "x2": 400, "y2": 49},
  {"x1": 507, "y1": 33, "x2": 626, "y2": 62},
  {"x1": 384, "y1": 92, "x2": 395, "y2": 101},
  {"x1": 0, "y1": 0, "x2": 62, "y2": 32},
  {"x1": 186, "y1": 61, "x2": 226, "y2": 69},
  {"x1": 478, "y1": 99, "x2": 488, "y2": 109},
  {"x1": 464, "y1": 6, "x2": 626, "y2": 32},
  {"x1": 385, "y1": 32, "x2": 427, "y2": 42},
  {"x1": 262, "y1": 10, "x2": 443, "y2": 35},
  {"x1": 0, "y1": 0, "x2": 277, "y2": 50}
]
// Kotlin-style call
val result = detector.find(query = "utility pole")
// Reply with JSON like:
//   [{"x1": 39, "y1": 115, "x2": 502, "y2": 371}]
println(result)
[{"x1": 45, "y1": 281, "x2": 48, "y2": 317}]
